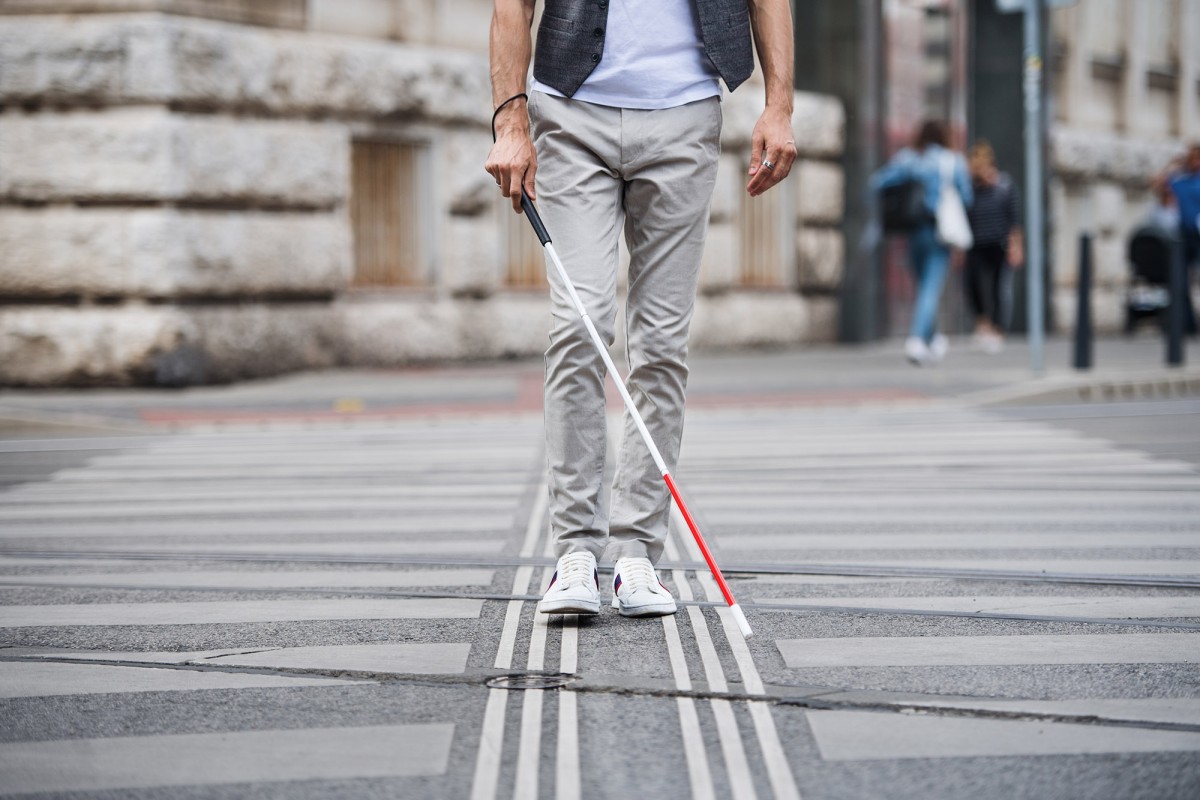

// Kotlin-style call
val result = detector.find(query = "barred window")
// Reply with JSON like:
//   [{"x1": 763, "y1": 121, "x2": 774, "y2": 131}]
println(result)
[{"x1": 350, "y1": 140, "x2": 426, "y2": 288}]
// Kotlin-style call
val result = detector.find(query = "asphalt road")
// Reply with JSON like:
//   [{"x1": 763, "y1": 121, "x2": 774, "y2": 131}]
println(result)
[{"x1": 1, "y1": 336, "x2": 1199, "y2": 799}]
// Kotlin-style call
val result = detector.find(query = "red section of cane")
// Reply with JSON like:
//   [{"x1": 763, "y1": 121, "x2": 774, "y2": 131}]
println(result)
[{"x1": 664, "y1": 472, "x2": 752, "y2": 637}]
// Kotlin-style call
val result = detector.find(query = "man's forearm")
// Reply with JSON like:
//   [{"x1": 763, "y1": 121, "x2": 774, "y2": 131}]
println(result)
[
  {"x1": 490, "y1": 0, "x2": 536, "y2": 111},
  {"x1": 747, "y1": 0, "x2": 795, "y2": 114}
]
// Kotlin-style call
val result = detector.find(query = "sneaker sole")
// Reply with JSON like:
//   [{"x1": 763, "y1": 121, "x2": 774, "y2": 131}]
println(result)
[
  {"x1": 611, "y1": 598, "x2": 677, "y2": 617},
  {"x1": 538, "y1": 599, "x2": 600, "y2": 615}
]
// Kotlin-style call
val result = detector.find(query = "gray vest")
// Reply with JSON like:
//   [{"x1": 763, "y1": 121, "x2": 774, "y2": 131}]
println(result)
[{"x1": 532, "y1": 0, "x2": 754, "y2": 97}]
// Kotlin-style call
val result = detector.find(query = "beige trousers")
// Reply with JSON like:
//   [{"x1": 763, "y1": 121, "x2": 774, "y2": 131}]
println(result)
[{"x1": 528, "y1": 91, "x2": 722, "y2": 564}]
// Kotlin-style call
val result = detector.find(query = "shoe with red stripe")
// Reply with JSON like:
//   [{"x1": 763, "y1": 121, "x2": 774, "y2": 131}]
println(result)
[
  {"x1": 611, "y1": 557, "x2": 677, "y2": 617},
  {"x1": 538, "y1": 551, "x2": 600, "y2": 615}
]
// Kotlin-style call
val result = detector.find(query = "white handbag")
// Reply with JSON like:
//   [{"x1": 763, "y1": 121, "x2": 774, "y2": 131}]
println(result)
[{"x1": 936, "y1": 151, "x2": 973, "y2": 250}]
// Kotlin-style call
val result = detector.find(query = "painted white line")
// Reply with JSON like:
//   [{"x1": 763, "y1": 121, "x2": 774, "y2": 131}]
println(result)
[
  {"x1": 667, "y1": 538, "x2": 756, "y2": 799},
  {"x1": 764, "y1": 595, "x2": 1200, "y2": 619},
  {"x1": 712, "y1": 699, "x2": 758, "y2": 800},
  {"x1": 719, "y1": 532, "x2": 1200, "y2": 550},
  {"x1": 766, "y1": 559, "x2": 1200, "y2": 577},
  {"x1": 676, "y1": 697, "x2": 717, "y2": 800},
  {"x1": 556, "y1": 617, "x2": 581, "y2": 800},
  {"x1": 806, "y1": 710, "x2": 1200, "y2": 761},
  {"x1": 513, "y1": 533, "x2": 555, "y2": 800},
  {"x1": 0, "y1": 517, "x2": 512, "y2": 538},
  {"x1": 0, "y1": 661, "x2": 360, "y2": 699},
  {"x1": 8, "y1": 541, "x2": 506, "y2": 558},
  {"x1": 494, "y1": 571, "x2": 533, "y2": 672},
  {"x1": 200, "y1": 643, "x2": 473, "y2": 674},
  {"x1": 678, "y1": 502, "x2": 802, "y2": 800},
  {"x1": 0, "y1": 569, "x2": 496, "y2": 591},
  {"x1": 514, "y1": 687, "x2": 544, "y2": 800},
  {"x1": 0, "y1": 598, "x2": 482, "y2": 628},
  {"x1": 0, "y1": 725, "x2": 454, "y2": 794},
  {"x1": 0, "y1": 497, "x2": 516, "y2": 521},
  {"x1": 662, "y1": 585, "x2": 715, "y2": 800},
  {"x1": 470, "y1": 690, "x2": 510, "y2": 800},
  {"x1": 472, "y1": 487, "x2": 547, "y2": 800},
  {"x1": 9, "y1": 644, "x2": 471, "y2": 676},
  {"x1": 776, "y1": 633, "x2": 1200, "y2": 668}
]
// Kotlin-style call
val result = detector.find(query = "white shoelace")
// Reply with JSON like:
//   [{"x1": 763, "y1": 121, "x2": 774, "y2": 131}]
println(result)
[
  {"x1": 616, "y1": 558, "x2": 658, "y2": 592},
  {"x1": 557, "y1": 552, "x2": 595, "y2": 586}
]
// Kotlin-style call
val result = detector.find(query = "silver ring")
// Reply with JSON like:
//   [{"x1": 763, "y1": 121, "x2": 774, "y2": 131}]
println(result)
[{"x1": 761, "y1": 160, "x2": 775, "y2": 171}]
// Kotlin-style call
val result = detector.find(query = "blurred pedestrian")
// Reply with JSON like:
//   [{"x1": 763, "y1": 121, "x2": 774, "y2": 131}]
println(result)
[
  {"x1": 1163, "y1": 144, "x2": 1200, "y2": 335},
  {"x1": 964, "y1": 140, "x2": 1022, "y2": 354},
  {"x1": 486, "y1": 0, "x2": 797, "y2": 617},
  {"x1": 874, "y1": 120, "x2": 973, "y2": 365}
]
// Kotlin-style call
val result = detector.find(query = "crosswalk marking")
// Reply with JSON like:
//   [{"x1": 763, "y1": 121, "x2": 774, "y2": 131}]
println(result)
[
  {"x1": 0, "y1": 569, "x2": 496, "y2": 590},
  {"x1": 718, "y1": 532, "x2": 1200, "y2": 549},
  {"x1": 764, "y1": 595, "x2": 1200, "y2": 618},
  {"x1": 0, "y1": 725, "x2": 455, "y2": 794},
  {"x1": 0, "y1": 598, "x2": 482, "y2": 627},
  {"x1": 0, "y1": 661, "x2": 360, "y2": 699},
  {"x1": 805, "y1": 710, "x2": 1200, "y2": 761},
  {"x1": 777, "y1": 633, "x2": 1200, "y2": 668}
]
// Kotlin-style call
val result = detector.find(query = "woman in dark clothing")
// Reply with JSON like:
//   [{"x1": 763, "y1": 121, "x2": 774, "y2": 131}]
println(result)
[{"x1": 965, "y1": 140, "x2": 1023, "y2": 353}]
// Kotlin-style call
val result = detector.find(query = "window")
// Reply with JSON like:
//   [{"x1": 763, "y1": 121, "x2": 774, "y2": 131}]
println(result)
[
  {"x1": 503, "y1": 204, "x2": 548, "y2": 288},
  {"x1": 350, "y1": 140, "x2": 426, "y2": 288},
  {"x1": 739, "y1": 188, "x2": 791, "y2": 288}
]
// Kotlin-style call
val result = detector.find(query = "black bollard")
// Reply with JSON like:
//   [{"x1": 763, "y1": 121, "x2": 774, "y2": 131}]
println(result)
[
  {"x1": 1073, "y1": 233, "x2": 1093, "y2": 370},
  {"x1": 1167, "y1": 230, "x2": 1185, "y2": 367}
]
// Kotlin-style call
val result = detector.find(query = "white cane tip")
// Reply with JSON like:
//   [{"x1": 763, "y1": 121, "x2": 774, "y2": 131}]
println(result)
[{"x1": 731, "y1": 603, "x2": 753, "y2": 638}]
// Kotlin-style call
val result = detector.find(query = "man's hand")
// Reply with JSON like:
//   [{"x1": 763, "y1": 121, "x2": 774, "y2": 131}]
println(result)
[
  {"x1": 746, "y1": 107, "x2": 797, "y2": 197},
  {"x1": 485, "y1": 0, "x2": 537, "y2": 213},
  {"x1": 746, "y1": 0, "x2": 797, "y2": 197},
  {"x1": 486, "y1": 100, "x2": 537, "y2": 214}
]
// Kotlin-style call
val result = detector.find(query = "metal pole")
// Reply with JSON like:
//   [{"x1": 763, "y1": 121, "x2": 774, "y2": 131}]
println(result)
[
  {"x1": 1073, "y1": 232, "x2": 1092, "y2": 370},
  {"x1": 1167, "y1": 230, "x2": 1186, "y2": 367},
  {"x1": 1024, "y1": 0, "x2": 1046, "y2": 373}
]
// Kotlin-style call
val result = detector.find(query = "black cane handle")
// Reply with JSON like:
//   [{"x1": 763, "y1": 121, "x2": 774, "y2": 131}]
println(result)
[{"x1": 520, "y1": 192, "x2": 552, "y2": 246}]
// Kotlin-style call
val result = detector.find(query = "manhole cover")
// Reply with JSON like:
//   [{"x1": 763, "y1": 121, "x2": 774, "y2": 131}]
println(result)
[{"x1": 487, "y1": 674, "x2": 576, "y2": 691}]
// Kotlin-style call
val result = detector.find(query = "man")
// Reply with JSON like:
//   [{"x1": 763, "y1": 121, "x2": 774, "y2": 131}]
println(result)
[{"x1": 485, "y1": 0, "x2": 797, "y2": 617}]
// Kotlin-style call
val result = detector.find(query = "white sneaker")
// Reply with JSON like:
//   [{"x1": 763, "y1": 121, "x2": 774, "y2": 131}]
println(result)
[
  {"x1": 611, "y1": 557, "x2": 677, "y2": 617},
  {"x1": 538, "y1": 551, "x2": 600, "y2": 615},
  {"x1": 929, "y1": 334, "x2": 949, "y2": 363},
  {"x1": 904, "y1": 336, "x2": 931, "y2": 365}
]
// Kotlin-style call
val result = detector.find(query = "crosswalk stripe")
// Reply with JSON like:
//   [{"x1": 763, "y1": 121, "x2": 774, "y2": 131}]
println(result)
[
  {"x1": 760, "y1": 559, "x2": 1200, "y2": 577},
  {"x1": 0, "y1": 519, "x2": 513, "y2": 538},
  {"x1": 0, "y1": 725, "x2": 455, "y2": 794},
  {"x1": 0, "y1": 661, "x2": 360, "y2": 699},
  {"x1": 764, "y1": 596, "x2": 1200, "y2": 618},
  {"x1": 0, "y1": 598, "x2": 482, "y2": 627},
  {"x1": 717, "y1": 532, "x2": 1200, "y2": 549},
  {"x1": 0, "y1": 570, "x2": 496, "y2": 590},
  {"x1": 805, "y1": 710, "x2": 1200, "y2": 761},
  {"x1": 776, "y1": 633, "x2": 1200, "y2": 668}
]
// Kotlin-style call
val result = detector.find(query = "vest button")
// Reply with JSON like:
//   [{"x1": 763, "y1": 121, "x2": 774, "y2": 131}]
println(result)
[
  {"x1": 593, "y1": 27, "x2": 603, "y2": 37},
  {"x1": 599, "y1": 1, "x2": 607, "y2": 8},
  {"x1": 591, "y1": 53, "x2": 600, "y2": 62}
]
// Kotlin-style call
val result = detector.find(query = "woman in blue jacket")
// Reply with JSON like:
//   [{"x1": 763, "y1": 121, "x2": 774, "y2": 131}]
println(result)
[{"x1": 874, "y1": 120, "x2": 973, "y2": 365}]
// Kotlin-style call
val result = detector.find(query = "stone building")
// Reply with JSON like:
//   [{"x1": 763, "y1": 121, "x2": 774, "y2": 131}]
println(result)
[
  {"x1": 0, "y1": 0, "x2": 846, "y2": 386},
  {"x1": 1047, "y1": 0, "x2": 1199, "y2": 333}
]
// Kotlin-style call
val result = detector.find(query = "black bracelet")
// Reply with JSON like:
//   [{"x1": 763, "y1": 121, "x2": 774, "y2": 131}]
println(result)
[{"x1": 491, "y1": 92, "x2": 528, "y2": 142}]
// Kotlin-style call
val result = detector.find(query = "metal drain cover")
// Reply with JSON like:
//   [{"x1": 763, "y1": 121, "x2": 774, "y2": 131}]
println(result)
[{"x1": 487, "y1": 673, "x2": 576, "y2": 691}]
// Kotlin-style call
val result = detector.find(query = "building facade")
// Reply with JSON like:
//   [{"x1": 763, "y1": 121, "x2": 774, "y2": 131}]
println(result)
[
  {"x1": 1047, "y1": 0, "x2": 1198, "y2": 333},
  {"x1": 0, "y1": 0, "x2": 846, "y2": 386}
]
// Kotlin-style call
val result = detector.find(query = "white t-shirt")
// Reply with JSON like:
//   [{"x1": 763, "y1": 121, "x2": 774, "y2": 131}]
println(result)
[{"x1": 530, "y1": 0, "x2": 721, "y2": 110}]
